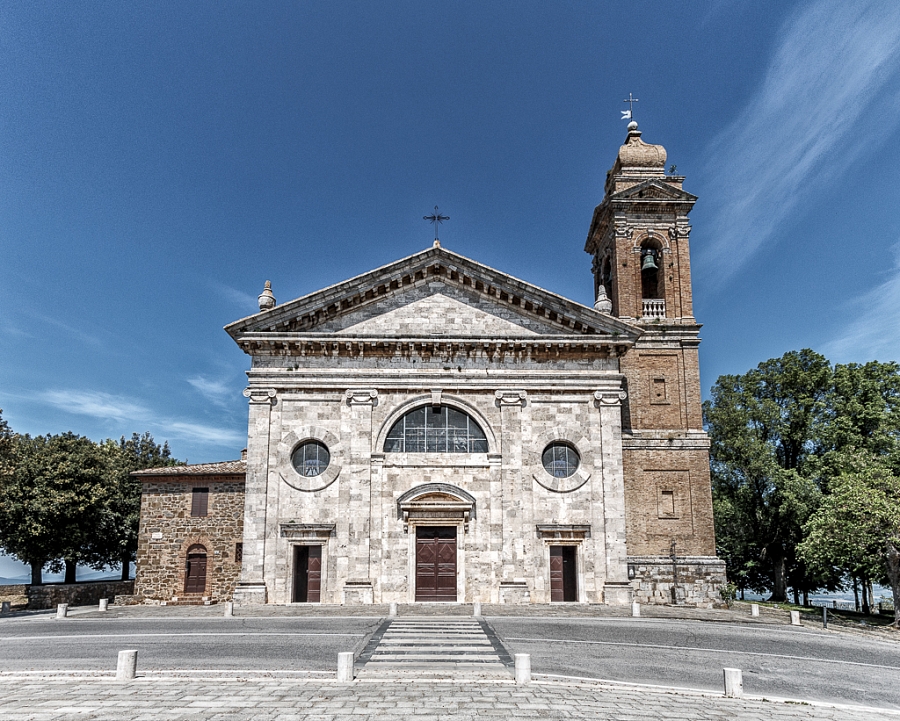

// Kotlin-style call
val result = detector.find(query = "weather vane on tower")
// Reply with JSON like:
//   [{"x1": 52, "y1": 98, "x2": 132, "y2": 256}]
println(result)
[
  {"x1": 424, "y1": 206, "x2": 449, "y2": 247},
  {"x1": 622, "y1": 93, "x2": 639, "y2": 122}
]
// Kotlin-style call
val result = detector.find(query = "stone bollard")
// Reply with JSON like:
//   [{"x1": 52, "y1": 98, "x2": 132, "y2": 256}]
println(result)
[
  {"x1": 723, "y1": 667, "x2": 743, "y2": 698},
  {"x1": 514, "y1": 653, "x2": 531, "y2": 685},
  {"x1": 631, "y1": 601, "x2": 640, "y2": 617},
  {"x1": 56, "y1": 603, "x2": 68, "y2": 619},
  {"x1": 99, "y1": 599, "x2": 109, "y2": 612},
  {"x1": 790, "y1": 610, "x2": 801, "y2": 626},
  {"x1": 473, "y1": 601, "x2": 482, "y2": 617},
  {"x1": 750, "y1": 603, "x2": 759, "y2": 617},
  {"x1": 1, "y1": 601, "x2": 10, "y2": 614},
  {"x1": 116, "y1": 650, "x2": 138, "y2": 681},
  {"x1": 337, "y1": 652, "x2": 354, "y2": 682},
  {"x1": 224, "y1": 601, "x2": 234, "y2": 617},
  {"x1": 388, "y1": 602, "x2": 397, "y2": 617}
]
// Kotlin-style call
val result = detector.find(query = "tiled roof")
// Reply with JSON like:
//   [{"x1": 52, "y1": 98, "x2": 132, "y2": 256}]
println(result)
[{"x1": 132, "y1": 460, "x2": 246, "y2": 477}]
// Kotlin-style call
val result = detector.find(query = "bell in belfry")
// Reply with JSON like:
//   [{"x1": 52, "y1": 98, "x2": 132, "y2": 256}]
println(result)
[{"x1": 641, "y1": 251, "x2": 658, "y2": 272}]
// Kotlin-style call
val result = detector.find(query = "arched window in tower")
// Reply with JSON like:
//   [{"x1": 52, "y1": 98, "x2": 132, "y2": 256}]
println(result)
[
  {"x1": 384, "y1": 406, "x2": 488, "y2": 453},
  {"x1": 640, "y1": 239, "x2": 662, "y2": 300},
  {"x1": 601, "y1": 256, "x2": 613, "y2": 299}
]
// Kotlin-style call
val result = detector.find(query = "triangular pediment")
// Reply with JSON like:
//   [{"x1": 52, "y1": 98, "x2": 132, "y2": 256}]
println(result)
[
  {"x1": 225, "y1": 246, "x2": 640, "y2": 343},
  {"x1": 613, "y1": 179, "x2": 697, "y2": 202}
]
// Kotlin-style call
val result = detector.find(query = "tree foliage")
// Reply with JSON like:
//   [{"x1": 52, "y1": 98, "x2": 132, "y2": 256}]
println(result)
[
  {"x1": 0, "y1": 432, "x2": 112, "y2": 584},
  {"x1": 707, "y1": 353, "x2": 900, "y2": 608},
  {"x1": 704, "y1": 349, "x2": 831, "y2": 601},
  {"x1": 799, "y1": 456, "x2": 900, "y2": 626},
  {"x1": 0, "y1": 424, "x2": 180, "y2": 584}
]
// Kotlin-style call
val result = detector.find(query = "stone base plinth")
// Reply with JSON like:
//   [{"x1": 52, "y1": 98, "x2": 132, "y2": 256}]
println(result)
[
  {"x1": 628, "y1": 556, "x2": 726, "y2": 608},
  {"x1": 343, "y1": 581, "x2": 374, "y2": 605},
  {"x1": 232, "y1": 583, "x2": 267, "y2": 605},
  {"x1": 499, "y1": 581, "x2": 530, "y2": 604},
  {"x1": 602, "y1": 582, "x2": 633, "y2": 606}
]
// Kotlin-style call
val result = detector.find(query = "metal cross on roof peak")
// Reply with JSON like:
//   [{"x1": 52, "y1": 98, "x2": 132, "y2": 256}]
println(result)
[
  {"x1": 622, "y1": 93, "x2": 639, "y2": 121},
  {"x1": 424, "y1": 206, "x2": 449, "y2": 242}
]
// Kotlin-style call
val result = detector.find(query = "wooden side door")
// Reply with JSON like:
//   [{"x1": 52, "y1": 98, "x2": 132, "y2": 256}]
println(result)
[
  {"x1": 185, "y1": 553, "x2": 207, "y2": 594},
  {"x1": 306, "y1": 545, "x2": 321, "y2": 602},
  {"x1": 550, "y1": 546, "x2": 577, "y2": 602},
  {"x1": 550, "y1": 546, "x2": 564, "y2": 602},
  {"x1": 415, "y1": 526, "x2": 457, "y2": 602}
]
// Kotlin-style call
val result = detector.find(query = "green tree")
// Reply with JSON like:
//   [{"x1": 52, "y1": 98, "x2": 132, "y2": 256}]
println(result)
[
  {"x1": 90, "y1": 433, "x2": 180, "y2": 580},
  {"x1": 704, "y1": 349, "x2": 831, "y2": 601},
  {"x1": 0, "y1": 432, "x2": 112, "y2": 584},
  {"x1": 799, "y1": 456, "x2": 900, "y2": 626}
]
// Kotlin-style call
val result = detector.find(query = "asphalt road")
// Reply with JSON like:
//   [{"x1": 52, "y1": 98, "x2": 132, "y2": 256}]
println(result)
[
  {"x1": 489, "y1": 617, "x2": 900, "y2": 710},
  {"x1": 1, "y1": 612, "x2": 898, "y2": 710}
]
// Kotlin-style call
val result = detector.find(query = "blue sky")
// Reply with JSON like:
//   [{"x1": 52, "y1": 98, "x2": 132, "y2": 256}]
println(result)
[{"x1": 2, "y1": 2, "x2": 900, "y2": 576}]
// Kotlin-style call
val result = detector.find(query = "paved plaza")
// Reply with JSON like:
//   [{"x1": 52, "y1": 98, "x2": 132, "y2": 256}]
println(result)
[
  {"x1": 1, "y1": 602, "x2": 899, "y2": 719},
  {"x1": 0, "y1": 673, "x2": 896, "y2": 721}
]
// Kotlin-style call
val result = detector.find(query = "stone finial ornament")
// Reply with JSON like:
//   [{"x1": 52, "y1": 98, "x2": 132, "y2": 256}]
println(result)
[
  {"x1": 258, "y1": 280, "x2": 276, "y2": 311},
  {"x1": 617, "y1": 121, "x2": 667, "y2": 169},
  {"x1": 594, "y1": 284, "x2": 613, "y2": 313}
]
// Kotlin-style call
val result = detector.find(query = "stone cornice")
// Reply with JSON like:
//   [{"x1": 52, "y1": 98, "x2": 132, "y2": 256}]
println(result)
[{"x1": 235, "y1": 334, "x2": 635, "y2": 358}]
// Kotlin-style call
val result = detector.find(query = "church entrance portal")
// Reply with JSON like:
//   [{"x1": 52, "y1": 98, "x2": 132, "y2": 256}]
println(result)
[
  {"x1": 550, "y1": 546, "x2": 577, "y2": 602},
  {"x1": 415, "y1": 526, "x2": 457, "y2": 602},
  {"x1": 292, "y1": 545, "x2": 322, "y2": 602}
]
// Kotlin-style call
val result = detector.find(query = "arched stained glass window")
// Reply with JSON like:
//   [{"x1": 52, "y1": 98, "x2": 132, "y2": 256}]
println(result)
[{"x1": 384, "y1": 406, "x2": 488, "y2": 453}]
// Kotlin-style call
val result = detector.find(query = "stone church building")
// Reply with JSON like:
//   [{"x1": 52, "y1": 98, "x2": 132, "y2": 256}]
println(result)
[{"x1": 132, "y1": 122, "x2": 725, "y2": 607}]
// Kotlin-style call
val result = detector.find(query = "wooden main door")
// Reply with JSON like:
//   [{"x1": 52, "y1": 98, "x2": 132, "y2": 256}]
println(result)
[
  {"x1": 184, "y1": 545, "x2": 208, "y2": 594},
  {"x1": 550, "y1": 546, "x2": 577, "y2": 602},
  {"x1": 415, "y1": 526, "x2": 457, "y2": 602},
  {"x1": 292, "y1": 545, "x2": 322, "y2": 602}
]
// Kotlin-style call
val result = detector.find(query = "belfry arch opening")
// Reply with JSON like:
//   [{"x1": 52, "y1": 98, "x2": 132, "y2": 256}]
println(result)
[{"x1": 640, "y1": 239, "x2": 663, "y2": 300}]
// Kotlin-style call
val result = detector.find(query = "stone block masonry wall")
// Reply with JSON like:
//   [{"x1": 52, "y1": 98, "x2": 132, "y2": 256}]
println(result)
[
  {"x1": 0, "y1": 584, "x2": 29, "y2": 610},
  {"x1": 628, "y1": 556, "x2": 726, "y2": 608},
  {"x1": 26, "y1": 580, "x2": 134, "y2": 609},
  {"x1": 133, "y1": 476, "x2": 244, "y2": 603}
]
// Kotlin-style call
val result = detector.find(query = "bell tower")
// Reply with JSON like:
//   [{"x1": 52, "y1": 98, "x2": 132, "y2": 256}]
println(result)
[
  {"x1": 585, "y1": 121, "x2": 697, "y2": 323},
  {"x1": 585, "y1": 121, "x2": 718, "y2": 574}
]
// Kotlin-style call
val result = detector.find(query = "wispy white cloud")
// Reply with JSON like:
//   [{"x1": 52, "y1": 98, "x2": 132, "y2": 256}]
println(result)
[
  {"x1": 37, "y1": 390, "x2": 152, "y2": 423},
  {"x1": 208, "y1": 280, "x2": 258, "y2": 311},
  {"x1": 167, "y1": 421, "x2": 245, "y2": 446},
  {"x1": 822, "y1": 243, "x2": 900, "y2": 363},
  {"x1": 35, "y1": 389, "x2": 244, "y2": 449},
  {"x1": 699, "y1": 0, "x2": 900, "y2": 280},
  {"x1": 187, "y1": 375, "x2": 234, "y2": 408}
]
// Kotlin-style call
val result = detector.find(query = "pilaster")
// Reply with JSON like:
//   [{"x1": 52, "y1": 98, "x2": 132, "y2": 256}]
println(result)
[
  {"x1": 593, "y1": 387, "x2": 632, "y2": 605},
  {"x1": 233, "y1": 387, "x2": 276, "y2": 605}
]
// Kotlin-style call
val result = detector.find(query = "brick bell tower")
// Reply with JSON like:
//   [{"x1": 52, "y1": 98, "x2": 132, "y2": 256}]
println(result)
[{"x1": 585, "y1": 121, "x2": 722, "y2": 604}]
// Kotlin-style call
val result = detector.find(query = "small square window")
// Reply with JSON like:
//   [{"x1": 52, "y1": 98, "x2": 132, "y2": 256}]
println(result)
[
  {"x1": 191, "y1": 488, "x2": 209, "y2": 517},
  {"x1": 650, "y1": 377, "x2": 669, "y2": 405},
  {"x1": 658, "y1": 489, "x2": 676, "y2": 518}
]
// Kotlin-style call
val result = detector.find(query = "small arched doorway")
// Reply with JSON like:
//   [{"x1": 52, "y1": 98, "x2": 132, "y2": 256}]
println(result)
[{"x1": 184, "y1": 544, "x2": 208, "y2": 594}]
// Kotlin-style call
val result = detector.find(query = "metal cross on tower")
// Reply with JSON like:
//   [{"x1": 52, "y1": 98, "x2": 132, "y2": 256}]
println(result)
[
  {"x1": 622, "y1": 93, "x2": 639, "y2": 121},
  {"x1": 424, "y1": 206, "x2": 450, "y2": 241}
]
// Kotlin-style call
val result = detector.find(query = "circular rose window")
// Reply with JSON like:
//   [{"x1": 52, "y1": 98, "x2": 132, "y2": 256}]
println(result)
[
  {"x1": 541, "y1": 442, "x2": 580, "y2": 479},
  {"x1": 291, "y1": 441, "x2": 330, "y2": 477}
]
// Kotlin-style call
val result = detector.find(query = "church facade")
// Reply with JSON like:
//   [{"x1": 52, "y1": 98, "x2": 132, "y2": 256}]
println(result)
[{"x1": 132, "y1": 123, "x2": 725, "y2": 607}]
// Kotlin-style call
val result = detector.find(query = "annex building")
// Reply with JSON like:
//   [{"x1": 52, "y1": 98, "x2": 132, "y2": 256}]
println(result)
[{"x1": 131, "y1": 122, "x2": 725, "y2": 608}]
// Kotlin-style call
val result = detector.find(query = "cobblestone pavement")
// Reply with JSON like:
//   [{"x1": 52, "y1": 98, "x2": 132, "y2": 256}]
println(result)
[{"x1": 0, "y1": 674, "x2": 895, "y2": 721}]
